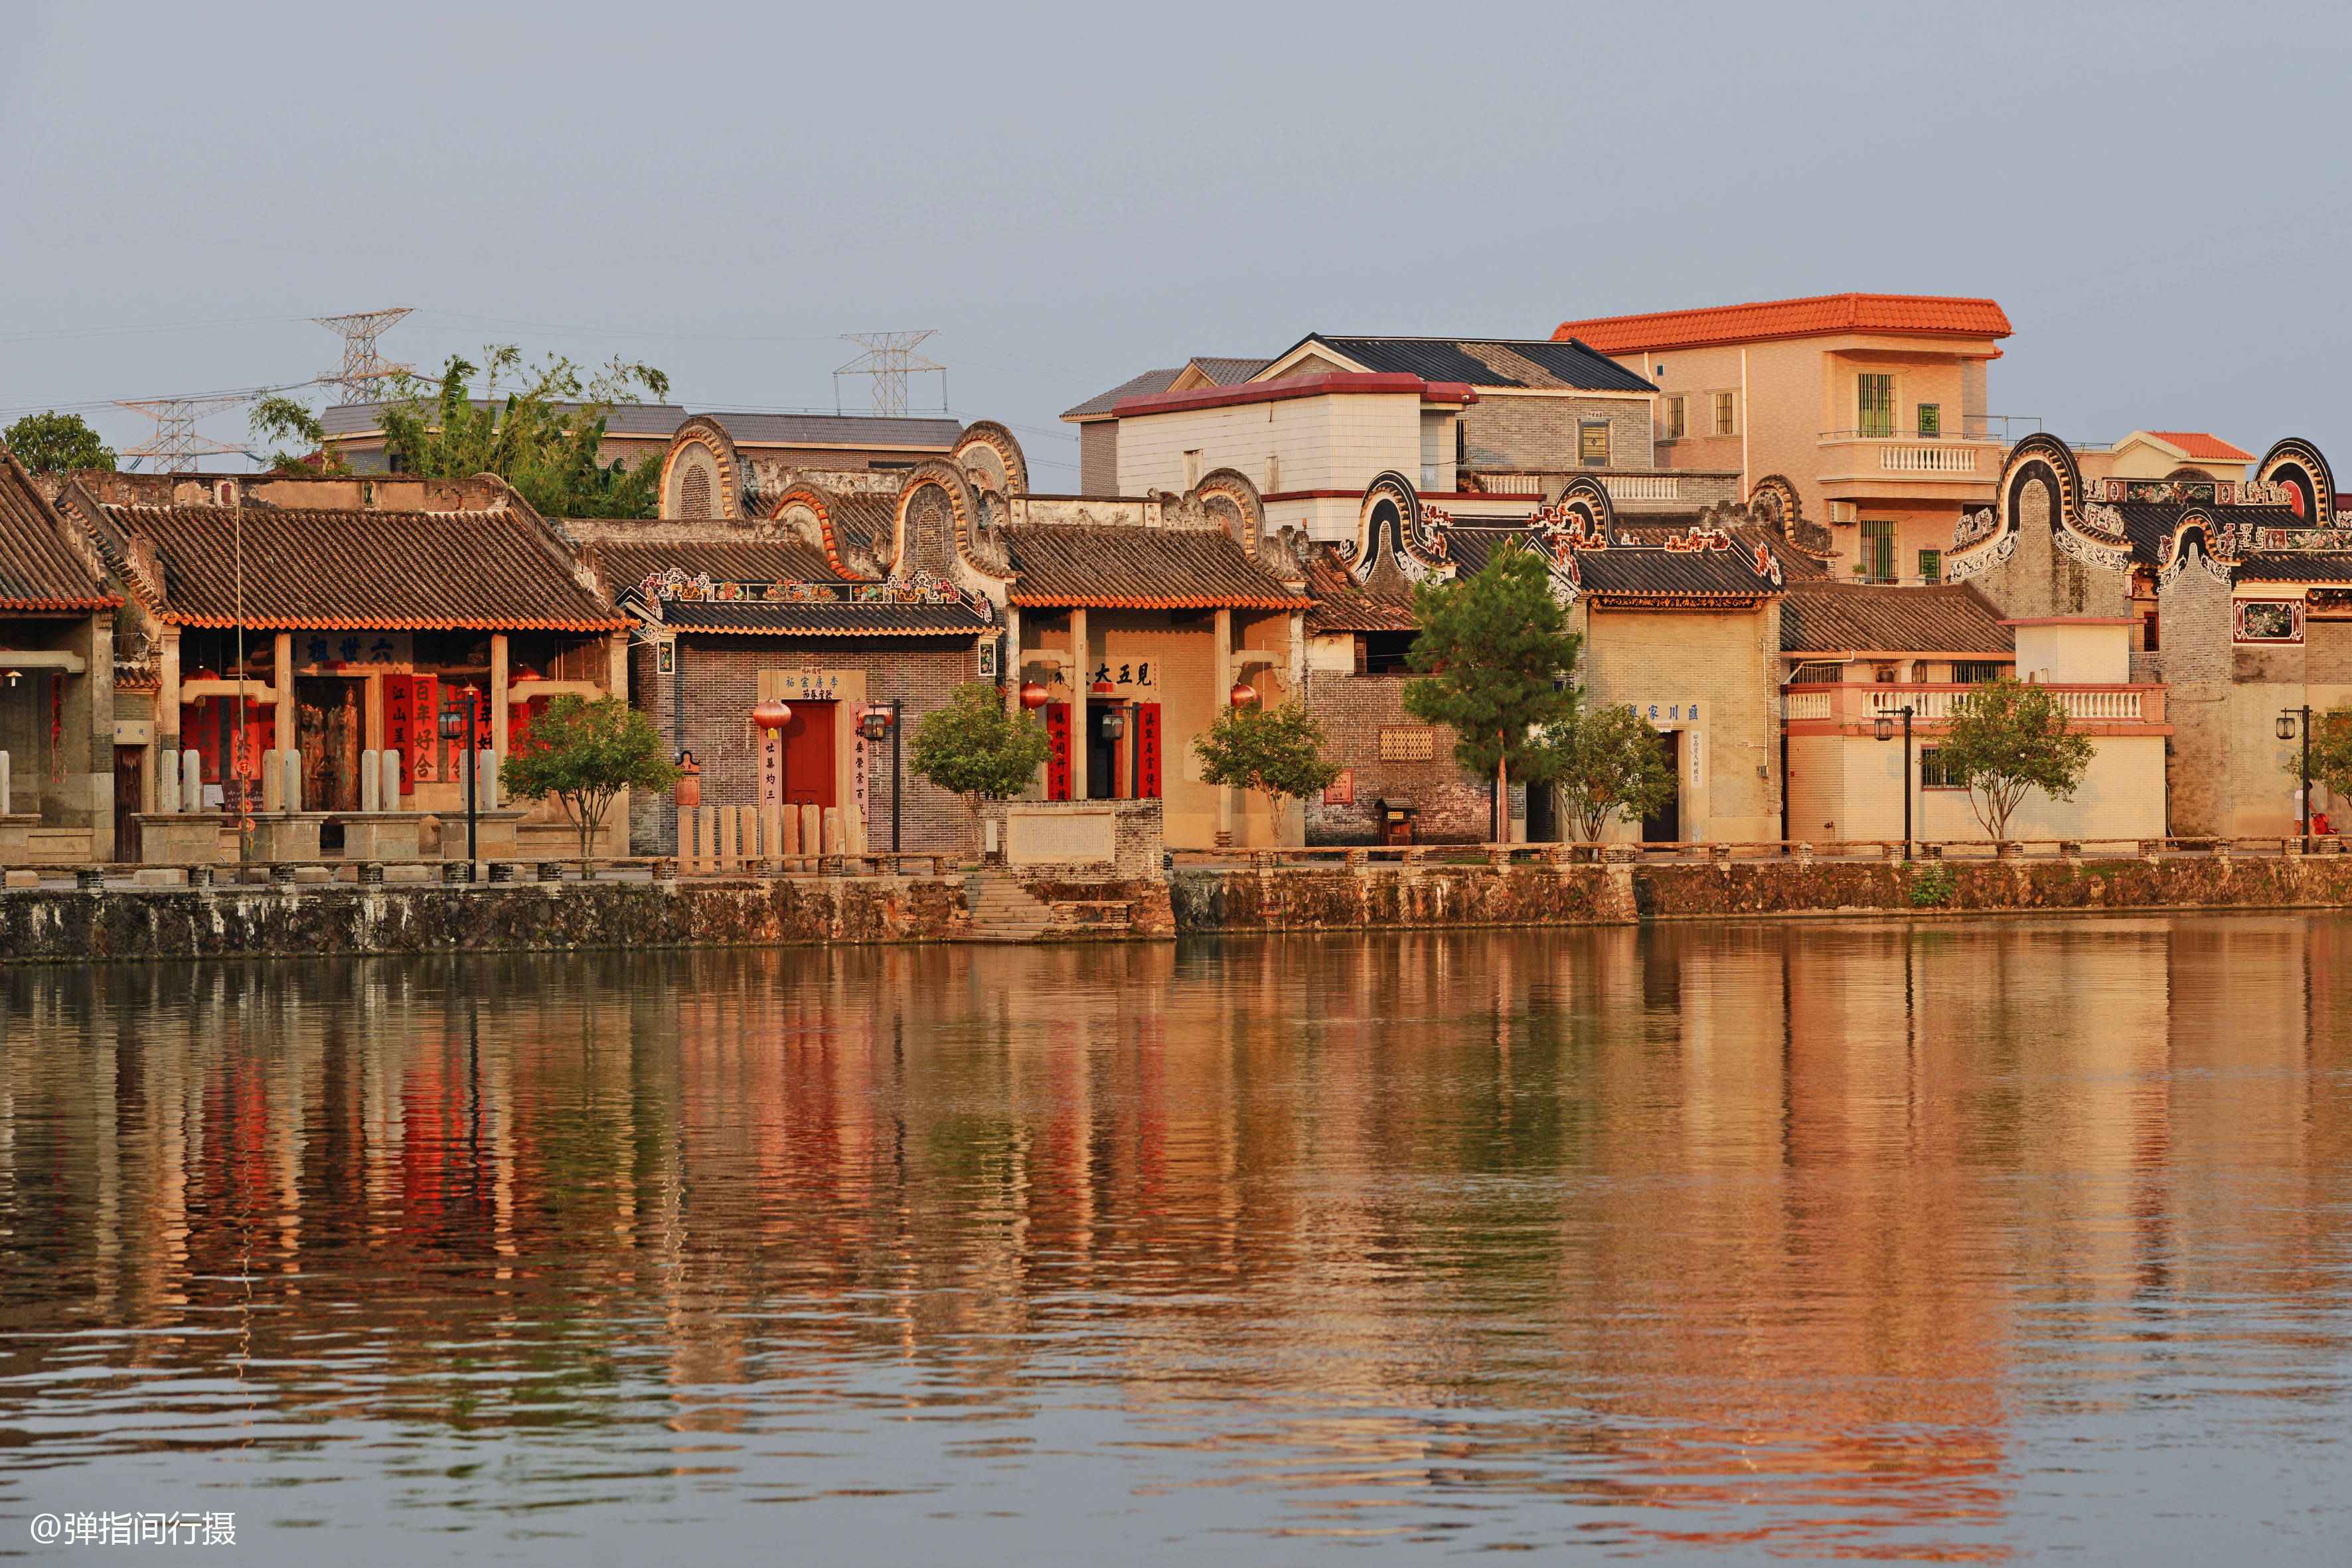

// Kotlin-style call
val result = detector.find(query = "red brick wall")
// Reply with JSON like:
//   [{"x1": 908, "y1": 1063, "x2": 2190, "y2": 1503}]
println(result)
[{"x1": 628, "y1": 633, "x2": 984, "y2": 854}]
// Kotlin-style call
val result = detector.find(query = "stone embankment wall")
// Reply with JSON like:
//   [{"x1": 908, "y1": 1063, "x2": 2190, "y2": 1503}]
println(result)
[
  {"x1": 0, "y1": 876, "x2": 968, "y2": 964},
  {"x1": 1174, "y1": 854, "x2": 2352, "y2": 932}
]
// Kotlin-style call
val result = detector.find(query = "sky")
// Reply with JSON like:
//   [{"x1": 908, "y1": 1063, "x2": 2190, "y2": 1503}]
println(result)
[{"x1": 4, "y1": 0, "x2": 2349, "y2": 486}]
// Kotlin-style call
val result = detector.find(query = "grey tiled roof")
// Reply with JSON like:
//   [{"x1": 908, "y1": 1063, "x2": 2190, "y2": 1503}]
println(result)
[
  {"x1": 1780, "y1": 582, "x2": 2011, "y2": 653},
  {"x1": 1061, "y1": 369, "x2": 1182, "y2": 421},
  {"x1": 1289, "y1": 335, "x2": 1656, "y2": 394}
]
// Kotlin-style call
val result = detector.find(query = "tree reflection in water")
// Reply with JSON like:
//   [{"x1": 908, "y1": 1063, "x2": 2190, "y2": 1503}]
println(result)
[{"x1": 2, "y1": 918, "x2": 2349, "y2": 1563}]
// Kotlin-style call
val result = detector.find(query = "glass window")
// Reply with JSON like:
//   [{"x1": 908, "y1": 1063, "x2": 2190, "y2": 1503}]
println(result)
[
  {"x1": 1665, "y1": 397, "x2": 1686, "y2": 439},
  {"x1": 1713, "y1": 392, "x2": 1735, "y2": 435},
  {"x1": 1860, "y1": 519, "x2": 1897, "y2": 582},
  {"x1": 1917, "y1": 548, "x2": 1942, "y2": 582},
  {"x1": 1921, "y1": 748, "x2": 1963, "y2": 788},
  {"x1": 1857, "y1": 374, "x2": 1895, "y2": 437},
  {"x1": 1917, "y1": 402, "x2": 1942, "y2": 438},
  {"x1": 1579, "y1": 422, "x2": 1611, "y2": 467}
]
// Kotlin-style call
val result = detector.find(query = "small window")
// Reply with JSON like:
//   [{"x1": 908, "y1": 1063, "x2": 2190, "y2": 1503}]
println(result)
[
  {"x1": 1954, "y1": 661, "x2": 2006, "y2": 684},
  {"x1": 1917, "y1": 548, "x2": 1942, "y2": 582},
  {"x1": 1917, "y1": 403, "x2": 1942, "y2": 438},
  {"x1": 1921, "y1": 748, "x2": 1964, "y2": 788},
  {"x1": 1665, "y1": 397, "x2": 1686, "y2": 439},
  {"x1": 1379, "y1": 726, "x2": 1435, "y2": 761},
  {"x1": 1713, "y1": 392, "x2": 1735, "y2": 436},
  {"x1": 1859, "y1": 519, "x2": 1897, "y2": 582},
  {"x1": 1787, "y1": 661, "x2": 1844, "y2": 684},
  {"x1": 1858, "y1": 374, "x2": 1895, "y2": 437},
  {"x1": 1579, "y1": 421, "x2": 1611, "y2": 467}
]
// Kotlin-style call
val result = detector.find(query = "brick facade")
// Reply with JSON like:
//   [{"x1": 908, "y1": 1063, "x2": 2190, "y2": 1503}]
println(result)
[
  {"x1": 1460, "y1": 393, "x2": 1654, "y2": 473},
  {"x1": 629, "y1": 633, "x2": 984, "y2": 855},
  {"x1": 1301, "y1": 670, "x2": 1492, "y2": 844}
]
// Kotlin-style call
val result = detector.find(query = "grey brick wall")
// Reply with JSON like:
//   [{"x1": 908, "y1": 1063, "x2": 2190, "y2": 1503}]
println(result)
[
  {"x1": 1078, "y1": 423, "x2": 1117, "y2": 496},
  {"x1": 1460, "y1": 394, "x2": 1654, "y2": 472},
  {"x1": 1301, "y1": 670, "x2": 1492, "y2": 844},
  {"x1": 627, "y1": 633, "x2": 983, "y2": 854}
]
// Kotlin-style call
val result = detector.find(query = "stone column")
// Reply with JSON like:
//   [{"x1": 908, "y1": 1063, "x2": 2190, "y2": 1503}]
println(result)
[
  {"x1": 1214, "y1": 606, "x2": 1233, "y2": 842},
  {"x1": 273, "y1": 633, "x2": 294, "y2": 757},
  {"x1": 159, "y1": 627, "x2": 182, "y2": 755},
  {"x1": 490, "y1": 632, "x2": 510, "y2": 763},
  {"x1": 1069, "y1": 607, "x2": 1089, "y2": 801},
  {"x1": 1002, "y1": 606, "x2": 1022, "y2": 714}
]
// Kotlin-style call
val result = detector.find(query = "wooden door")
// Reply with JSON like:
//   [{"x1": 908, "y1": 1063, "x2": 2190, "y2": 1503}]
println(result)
[
  {"x1": 782, "y1": 700, "x2": 835, "y2": 807},
  {"x1": 296, "y1": 678, "x2": 362, "y2": 813},
  {"x1": 114, "y1": 746, "x2": 143, "y2": 862}
]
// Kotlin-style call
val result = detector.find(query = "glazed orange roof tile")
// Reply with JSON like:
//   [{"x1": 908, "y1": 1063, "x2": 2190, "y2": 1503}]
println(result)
[{"x1": 1553, "y1": 293, "x2": 2013, "y2": 354}]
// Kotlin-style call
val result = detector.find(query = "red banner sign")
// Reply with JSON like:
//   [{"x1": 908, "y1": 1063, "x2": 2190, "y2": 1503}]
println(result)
[
  {"x1": 1137, "y1": 703, "x2": 1162, "y2": 799},
  {"x1": 1045, "y1": 702, "x2": 1071, "y2": 801}
]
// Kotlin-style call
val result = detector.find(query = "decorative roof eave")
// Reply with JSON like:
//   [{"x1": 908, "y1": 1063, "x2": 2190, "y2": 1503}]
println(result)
[
  {"x1": 1585, "y1": 591, "x2": 1773, "y2": 609},
  {"x1": 643, "y1": 622, "x2": 985, "y2": 639},
  {"x1": 1008, "y1": 591, "x2": 1304, "y2": 611},
  {"x1": 0, "y1": 593, "x2": 119, "y2": 613},
  {"x1": 156, "y1": 611, "x2": 627, "y2": 632}
]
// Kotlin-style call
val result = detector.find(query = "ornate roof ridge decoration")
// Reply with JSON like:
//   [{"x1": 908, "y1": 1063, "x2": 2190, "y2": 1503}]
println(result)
[
  {"x1": 1349, "y1": 471, "x2": 1449, "y2": 586},
  {"x1": 1747, "y1": 473, "x2": 1836, "y2": 559},
  {"x1": 2257, "y1": 437, "x2": 2339, "y2": 525},
  {"x1": 1192, "y1": 467, "x2": 1268, "y2": 559},
  {"x1": 661, "y1": 415, "x2": 747, "y2": 520},
  {"x1": 765, "y1": 477, "x2": 874, "y2": 579},
  {"x1": 625, "y1": 566, "x2": 992, "y2": 624},
  {"x1": 951, "y1": 422, "x2": 1028, "y2": 499}
]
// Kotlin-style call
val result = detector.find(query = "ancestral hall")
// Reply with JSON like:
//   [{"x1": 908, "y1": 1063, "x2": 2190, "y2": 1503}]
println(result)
[
  {"x1": 49, "y1": 470, "x2": 631, "y2": 856},
  {"x1": 0, "y1": 447, "x2": 121, "y2": 862},
  {"x1": 1947, "y1": 433, "x2": 2351, "y2": 837}
]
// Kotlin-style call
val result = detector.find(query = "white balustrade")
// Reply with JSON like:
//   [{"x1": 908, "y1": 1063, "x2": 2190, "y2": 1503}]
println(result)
[
  {"x1": 1603, "y1": 475, "x2": 1682, "y2": 501},
  {"x1": 1878, "y1": 445, "x2": 1981, "y2": 473},
  {"x1": 1782, "y1": 692, "x2": 1831, "y2": 720}
]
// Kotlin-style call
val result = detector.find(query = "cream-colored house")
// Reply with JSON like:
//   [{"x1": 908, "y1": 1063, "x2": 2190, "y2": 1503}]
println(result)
[
  {"x1": 1555, "y1": 293, "x2": 2015, "y2": 588},
  {"x1": 2075, "y1": 430, "x2": 2254, "y2": 486}
]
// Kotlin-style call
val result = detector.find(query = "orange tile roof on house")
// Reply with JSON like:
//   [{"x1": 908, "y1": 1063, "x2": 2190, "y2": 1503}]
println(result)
[
  {"x1": 1552, "y1": 293, "x2": 2013, "y2": 354},
  {"x1": 1003, "y1": 525, "x2": 1304, "y2": 610},
  {"x1": 2144, "y1": 431, "x2": 2254, "y2": 463}
]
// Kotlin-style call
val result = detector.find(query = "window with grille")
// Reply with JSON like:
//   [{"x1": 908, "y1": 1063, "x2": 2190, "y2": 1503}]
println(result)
[
  {"x1": 1787, "y1": 661, "x2": 1844, "y2": 684},
  {"x1": 1665, "y1": 397, "x2": 1686, "y2": 439},
  {"x1": 1921, "y1": 748, "x2": 1963, "y2": 788},
  {"x1": 1917, "y1": 402, "x2": 1941, "y2": 438},
  {"x1": 1917, "y1": 548, "x2": 1942, "y2": 582},
  {"x1": 1857, "y1": 374, "x2": 1895, "y2": 437},
  {"x1": 1713, "y1": 392, "x2": 1735, "y2": 435},
  {"x1": 1860, "y1": 519, "x2": 1897, "y2": 582},
  {"x1": 1579, "y1": 422, "x2": 1611, "y2": 467},
  {"x1": 1953, "y1": 661, "x2": 2007, "y2": 684},
  {"x1": 1379, "y1": 726, "x2": 1435, "y2": 761}
]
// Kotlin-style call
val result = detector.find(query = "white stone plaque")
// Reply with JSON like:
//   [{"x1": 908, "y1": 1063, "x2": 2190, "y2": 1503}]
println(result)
[{"x1": 1006, "y1": 808, "x2": 1116, "y2": 866}]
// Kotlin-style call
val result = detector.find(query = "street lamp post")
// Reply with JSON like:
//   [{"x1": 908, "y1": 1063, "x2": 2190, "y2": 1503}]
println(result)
[
  {"x1": 1874, "y1": 704, "x2": 1915, "y2": 860},
  {"x1": 858, "y1": 702, "x2": 904, "y2": 852},
  {"x1": 2279, "y1": 706, "x2": 2314, "y2": 850}
]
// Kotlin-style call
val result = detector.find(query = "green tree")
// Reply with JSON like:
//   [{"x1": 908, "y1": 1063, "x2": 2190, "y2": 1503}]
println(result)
[
  {"x1": 498, "y1": 694, "x2": 678, "y2": 867},
  {"x1": 1403, "y1": 542, "x2": 1581, "y2": 840},
  {"x1": 907, "y1": 683, "x2": 1054, "y2": 854},
  {"x1": 3, "y1": 410, "x2": 115, "y2": 473},
  {"x1": 2283, "y1": 705, "x2": 2352, "y2": 832},
  {"x1": 376, "y1": 346, "x2": 669, "y2": 518},
  {"x1": 1936, "y1": 677, "x2": 2097, "y2": 840},
  {"x1": 1192, "y1": 700, "x2": 1342, "y2": 846},
  {"x1": 1540, "y1": 702, "x2": 1677, "y2": 842},
  {"x1": 249, "y1": 394, "x2": 350, "y2": 474}
]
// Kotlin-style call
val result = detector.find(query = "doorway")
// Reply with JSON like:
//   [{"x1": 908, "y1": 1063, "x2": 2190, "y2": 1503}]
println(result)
[
  {"x1": 781, "y1": 701, "x2": 836, "y2": 807},
  {"x1": 114, "y1": 746, "x2": 144, "y2": 863},
  {"x1": 297, "y1": 677, "x2": 364, "y2": 813},
  {"x1": 1526, "y1": 778, "x2": 1557, "y2": 842},
  {"x1": 1642, "y1": 730, "x2": 1682, "y2": 842},
  {"x1": 1086, "y1": 703, "x2": 1121, "y2": 799}
]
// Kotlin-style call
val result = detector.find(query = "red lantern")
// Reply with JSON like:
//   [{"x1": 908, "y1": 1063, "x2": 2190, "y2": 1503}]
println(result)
[
  {"x1": 751, "y1": 699, "x2": 794, "y2": 730},
  {"x1": 1019, "y1": 681, "x2": 1050, "y2": 710},
  {"x1": 1229, "y1": 682, "x2": 1258, "y2": 708}
]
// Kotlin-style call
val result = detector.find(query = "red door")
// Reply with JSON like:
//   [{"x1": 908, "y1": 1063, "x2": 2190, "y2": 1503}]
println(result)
[{"x1": 782, "y1": 700, "x2": 835, "y2": 807}]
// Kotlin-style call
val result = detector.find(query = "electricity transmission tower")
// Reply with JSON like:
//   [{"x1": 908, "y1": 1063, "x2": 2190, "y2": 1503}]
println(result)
[
  {"x1": 115, "y1": 393, "x2": 253, "y2": 474},
  {"x1": 315, "y1": 307, "x2": 413, "y2": 404},
  {"x1": 834, "y1": 330, "x2": 945, "y2": 418}
]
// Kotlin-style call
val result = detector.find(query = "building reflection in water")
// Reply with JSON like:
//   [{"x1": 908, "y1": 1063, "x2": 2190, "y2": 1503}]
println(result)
[{"x1": 2, "y1": 917, "x2": 2348, "y2": 1559}]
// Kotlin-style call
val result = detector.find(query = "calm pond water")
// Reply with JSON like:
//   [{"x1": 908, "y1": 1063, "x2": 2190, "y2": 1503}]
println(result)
[{"x1": 3, "y1": 919, "x2": 2351, "y2": 1564}]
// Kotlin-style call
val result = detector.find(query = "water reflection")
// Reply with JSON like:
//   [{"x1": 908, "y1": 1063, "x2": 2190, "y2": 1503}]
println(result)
[{"x1": 3, "y1": 919, "x2": 2350, "y2": 1563}]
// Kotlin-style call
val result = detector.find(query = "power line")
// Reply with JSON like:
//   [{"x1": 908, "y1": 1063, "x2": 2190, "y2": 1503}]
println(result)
[
  {"x1": 834, "y1": 331, "x2": 947, "y2": 418},
  {"x1": 314, "y1": 307, "x2": 412, "y2": 404}
]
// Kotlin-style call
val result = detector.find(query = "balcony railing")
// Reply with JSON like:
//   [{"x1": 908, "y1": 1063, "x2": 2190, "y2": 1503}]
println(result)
[
  {"x1": 1784, "y1": 682, "x2": 2160, "y2": 725},
  {"x1": 1603, "y1": 474, "x2": 1681, "y2": 501}
]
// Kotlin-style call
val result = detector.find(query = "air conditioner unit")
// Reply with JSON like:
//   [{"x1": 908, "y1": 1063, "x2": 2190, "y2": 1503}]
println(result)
[{"x1": 1830, "y1": 501, "x2": 1859, "y2": 525}]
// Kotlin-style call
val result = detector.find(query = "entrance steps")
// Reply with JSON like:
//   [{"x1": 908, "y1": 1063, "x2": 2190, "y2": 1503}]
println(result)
[{"x1": 959, "y1": 872, "x2": 1131, "y2": 942}]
